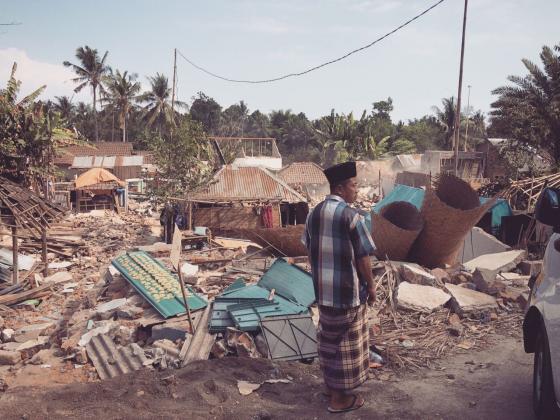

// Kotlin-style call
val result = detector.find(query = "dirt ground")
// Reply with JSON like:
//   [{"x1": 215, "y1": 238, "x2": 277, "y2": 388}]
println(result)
[{"x1": 0, "y1": 333, "x2": 533, "y2": 420}]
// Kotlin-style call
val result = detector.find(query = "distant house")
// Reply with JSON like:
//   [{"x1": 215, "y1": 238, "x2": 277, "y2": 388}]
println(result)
[
  {"x1": 54, "y1": 142, "x2": 152, "y2": 181},
  {"x1": 278, "y1": 162, "x2": 329, "y2": 201},
  {"x1": 190, "y1": 165, "x2": 308, "y2": 231},
  {"x1": 210, "y1": 137, "x2": 282, "y2": 171}
]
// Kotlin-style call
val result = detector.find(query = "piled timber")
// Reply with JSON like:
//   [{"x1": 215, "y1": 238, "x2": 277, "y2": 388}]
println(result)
[{"x1": 501, "y1": 172, "x2": 560, "y2": 211}]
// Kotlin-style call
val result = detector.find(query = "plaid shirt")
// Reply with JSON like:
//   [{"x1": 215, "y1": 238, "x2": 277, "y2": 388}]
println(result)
[{"x1": 302, "y1": 195, "x2": 376, "y2": 309}]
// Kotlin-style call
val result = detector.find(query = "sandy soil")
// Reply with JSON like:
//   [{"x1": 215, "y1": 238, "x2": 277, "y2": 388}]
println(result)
[{"x1": 0, "y1": 334, "x2": 533, "y2": 420}]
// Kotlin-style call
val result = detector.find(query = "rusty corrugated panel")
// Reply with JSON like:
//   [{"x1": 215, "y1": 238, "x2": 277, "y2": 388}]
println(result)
[
  {"x1": 193, "y1": 166, "x2": 305, "y2": 203},
  {"x1": 86, "y1": 334, "x2": 148, "y2": 380},
  {"x1": 278, "y1": 162, "x2": 327, "y2": 185}
]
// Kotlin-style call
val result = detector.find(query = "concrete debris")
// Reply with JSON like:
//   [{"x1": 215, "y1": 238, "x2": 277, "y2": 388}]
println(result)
[
  {"x1": 399, "y1": 264, "x2": 437, "y2": 286},
  {"x1": 0, "y1": 349, "x2": 21, "y2": 365},
  {"x1": 14, "y1": 322, "x2": 55, "y2": 343},
  {"x1": 1, "y1": 329, "x2": 15, "y2": 342},
  {"x1": 43, "y1": 271, "x2": 74, "y2": 285},
  {"x1": 151, "y1": 320, "x2": 190, "y2": 342},
  {"x1": 498, "y1": 272, "x2": 531, "y2": 287},
  {"x1": 457, "y1": 227, "x2": 511, "y2": 263},
  {"x1": 237, "y1": 379, "x2": 292, "y2": 396},
  {"x1": 78, "y1": 322, "x2": 116, "y2": 347},
  {"x1": 518, "y1": 260, "x2": 543, "y2": 276},
  {"x1": 444, "y1": 284, "x2": 498, "y2": 315},
  {"x1": 395, "y1": 282, "x2": 451, "y2": 313},
  {"x1": 225, "y1": 328, "x2": 261, "y2": 358},
  {"x1": 152, "y1": 339, "x2": 181, "y2": 359},
  {"x1": 430, "y1": 268, "x2": 450, "y2": 285},
  {"x1": 463, "y1": 250, "x2": 526, "y2": 274},
  {"x1": 94, "y1": 298, "x2": 128, "y2": 320},
  {"x1": 211, "y1": 339, "x2": 228, "y2": 359}
]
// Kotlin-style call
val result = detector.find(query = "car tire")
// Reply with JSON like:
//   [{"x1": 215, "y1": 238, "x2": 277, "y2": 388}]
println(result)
[{"x1": 533, "y1": 322, "x2": 559, "y2": 419}]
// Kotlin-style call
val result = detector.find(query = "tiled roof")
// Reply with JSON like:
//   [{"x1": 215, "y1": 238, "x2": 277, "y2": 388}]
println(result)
[
  {"x1": 278, "y1": 162, "x2": 327, "y2": 185},
  {"x1": 193, "y1": 165, "x2": 306, "y2": 203},
  {"x1": 54, "y1": 142, "x2": 134, "y2": 165}
]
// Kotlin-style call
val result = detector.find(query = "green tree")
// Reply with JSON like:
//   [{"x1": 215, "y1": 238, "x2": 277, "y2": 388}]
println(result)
[
  {"x1": 432, "y1": 97, "x2": 456, "y2": 149},
  {"x1": 63, "y1": 46, "x2": 110, "y2": 142},
  {"x1": 489, "y1": 42, "x2": 560, "y2": 167},
  {"x1": 141, "y1": 73, "x2": 185, "y2": 134},
  {"x1": 150, "y1": 115, "x2": 213, "y2": 201},
  {"x1": 53, "y1": 96, "x2": 75, "y2": 126},
  {"x1": 189, "y1": 92, "x2": 222, "y2": 134},
  {"x1": 103, "y1": 70, "x2": 141, "y2": 142},
  {"x1": 0, "y1": 62, "x2": 76, "y2": 185},
  {"x1": 389, "y1": 138, "x2": 417, "y2": 155}
]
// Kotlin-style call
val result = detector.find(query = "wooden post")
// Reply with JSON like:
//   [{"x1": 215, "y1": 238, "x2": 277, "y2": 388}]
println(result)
[
  {"x1": 12, "y1": 226, "x2": 18, "y2": 285},
  {"x1": 42, "y1": 227, "x2": 48, "y2": 277},
  {"x1": 188, "y1": 201, "x2": 193, "y2": 231},
  {"x1": 177, "y1": 267, "x2": 195, "y2": 335},
  {"x1": 378, "y1": 170, "x2": 382, "y2": 199}
]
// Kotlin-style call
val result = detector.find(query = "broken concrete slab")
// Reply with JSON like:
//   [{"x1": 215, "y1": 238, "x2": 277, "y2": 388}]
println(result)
[
  {"x1": 395, "y1": 282, "x2": 451, "y2": 313},
  {"x1": 399, "y1": 264, "x2": 437, "y2": 286},
  {"x1": 444, "y1": 283, "x2": 498, "y2": 315},
  {"x1": 518, "y1": 260, "x2": 543, "y2": 276},
  {"x1": 0, "y1": 350, "x2": 21, "y2": 365},
  {"x1": 151, "y1": 320, "x2": 189, "y2": 342},
  {"x1": 498, "y1": 272, "x2": 531, "y2": 287},
  {"x1": 78, "y1": 322, "x2": 116, "y2": 347},
  {"x1": 457, "y1": 227, "x2": 511, "y2": 263},
  {"x1": 14, "y1": 322, "x2": 55, "y2": 343},
  {"x1": 463, "y1": 250, "x2": 526, "y2": 274},
  {"x1": 94, "y1": 298, "x2": 128, "y2": 320},
  {"x1": 43, "y1": 271, "x2": 74, "y2": 285}
]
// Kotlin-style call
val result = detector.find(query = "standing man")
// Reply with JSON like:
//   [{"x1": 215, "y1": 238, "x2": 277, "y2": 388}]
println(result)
[{"x1": 302, "y1": 161, "x2": 376, "y2": 414}]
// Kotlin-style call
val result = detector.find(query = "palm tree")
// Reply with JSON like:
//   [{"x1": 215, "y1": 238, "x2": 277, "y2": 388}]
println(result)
[
  {"x1": 432, "y1": 97, "x2": 456, "y2": 149},
  {"x1": 141, "y1": 73, "x2": 186, "y2": 134},
  {"x1": 490, "y1": 43, "x2": 560, "y2": 166},
  {"x1": 53, "y1": 96, "x2": 75, "y2": 124},
  {"x1": 103, "y1": 70, "x2": 141, "y2": 142},
  {"x1": 63, "y1": 46, "x2": 109, "y2": 141}
]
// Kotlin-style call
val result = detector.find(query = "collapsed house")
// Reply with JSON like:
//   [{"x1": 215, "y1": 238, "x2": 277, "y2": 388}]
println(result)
[
  {"x1": 189, "y1": 165, "x2": 309, "y2": 232},
  {"x1": 277, "y1": 162, "x2": 329, "y2": 203},
  {"x1": 73, "y1": 168, "x2": 127, "y2": 213}
]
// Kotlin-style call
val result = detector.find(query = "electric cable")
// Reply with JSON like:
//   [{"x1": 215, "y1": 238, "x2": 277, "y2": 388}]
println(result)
[{"x1": 176, "y1": 0, "x2": 446, "y2": 84}]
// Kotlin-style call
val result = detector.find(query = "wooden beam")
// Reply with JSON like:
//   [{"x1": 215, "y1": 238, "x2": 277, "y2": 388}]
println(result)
[
  {"x1": 42, "y1": 228, "x2": 48, "y2": 277},
  {"x1": 11, "y1": 226, "x2": 18, "y2": 285}
]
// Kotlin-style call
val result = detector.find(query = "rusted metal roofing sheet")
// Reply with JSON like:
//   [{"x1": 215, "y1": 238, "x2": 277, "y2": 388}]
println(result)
[
  {"x1": 278, "y1": 162, "x2": 327, "y2": 185},
  {"x1": 193, "y1": 165, "x2": 306, "y2": 203},
  {"x1": 86, "y1": 334, "x2": 148, "y2": 380}
]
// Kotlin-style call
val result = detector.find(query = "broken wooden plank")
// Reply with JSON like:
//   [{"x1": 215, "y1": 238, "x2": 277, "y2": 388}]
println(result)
[{"x1": 181, "y1": 305, "x2": 215, "y2": 365}]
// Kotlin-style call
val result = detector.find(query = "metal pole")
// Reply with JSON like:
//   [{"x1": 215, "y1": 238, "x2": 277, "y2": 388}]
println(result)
[
  {"x1": 464, "y1": 85, "x2": 472, "y2": 151},
  {"x1": 454, "y1": 0, "x2": 469, "y2": 176},
  {"x1": 171, "y1": 48, "x2": 177, "y2": 115}
]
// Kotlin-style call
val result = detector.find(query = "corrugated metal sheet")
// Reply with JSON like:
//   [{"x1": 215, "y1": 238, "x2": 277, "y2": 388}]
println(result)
[
  {"x1": 119, "y1": 155, "x2": 144, "y2": 166},
  {"x1": 278, "y1": 162, "x2": 327, "y2": 185},
  {"x1": 55, "y1": 143, "x2": 134, "y2": 166},
  {"x1": 72, "y1": 156, "x2": 93, "y2": 168},
  {"x1": 86, "y1": 334, "x2": 148, "y2": 380},
  {"x1": 193, "y1": 166, "x2": 306, "y2": 203},
  {"x1": 71, "y1": 155, "x2": 116, "y2": 168}
]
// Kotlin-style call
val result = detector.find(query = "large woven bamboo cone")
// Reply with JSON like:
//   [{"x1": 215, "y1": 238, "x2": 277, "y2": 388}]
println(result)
[
  {"x1": 410, "y1": 174, "x2": 496, "y2": 268},
  {"x1": 372, "y1": 201, "x2": 424, "y2": 261}
]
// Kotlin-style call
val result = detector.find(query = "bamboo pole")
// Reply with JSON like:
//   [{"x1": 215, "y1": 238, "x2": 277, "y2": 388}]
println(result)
[
  {"x1": 42, "y1": 228, "x2": 48, "y2": 277},
  {"x1": 12, "y1": 226, "x2": 18, "y2": 285}
]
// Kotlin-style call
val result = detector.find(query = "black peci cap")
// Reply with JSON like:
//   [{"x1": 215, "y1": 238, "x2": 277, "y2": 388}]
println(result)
[{"x1": 323, "y1": 161, "x2": 357, "y2": 185}]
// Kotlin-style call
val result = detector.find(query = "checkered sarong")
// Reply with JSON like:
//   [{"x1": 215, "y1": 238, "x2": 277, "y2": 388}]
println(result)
[{"x1": 318, "y1": 304, "x2": 369, "y2": 390}]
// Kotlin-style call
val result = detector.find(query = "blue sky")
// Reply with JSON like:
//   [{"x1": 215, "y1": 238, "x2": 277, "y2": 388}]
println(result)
[{"x1": 1, "y1": 0, "x2": 559, "y2": 122}]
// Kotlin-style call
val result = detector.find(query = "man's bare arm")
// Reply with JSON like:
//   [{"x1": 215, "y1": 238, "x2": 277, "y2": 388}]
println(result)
[{"x1": 356, "y1": 255, "x2": 375, "y2": 305}]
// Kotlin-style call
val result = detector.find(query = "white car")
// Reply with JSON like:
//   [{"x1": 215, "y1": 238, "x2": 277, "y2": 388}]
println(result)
[{"x1": 524, "y1": 231, "x2": 560, "y2": 419}]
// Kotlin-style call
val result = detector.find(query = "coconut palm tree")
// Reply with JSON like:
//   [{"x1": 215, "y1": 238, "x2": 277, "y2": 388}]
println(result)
[
  {"x1": 103, "y1": 70, "x2": 141, "y2": 142},
  {"x1": 432, "y1": 97, "x2": 456, "y2": 149},
  {"x1": 141, "y1": 73, "x2": 186, "y2": 134},
  {"x1": 63, "y1": 46, "x2": 109, "y2": 141},
  {"x1": 53, "y1": 96, "x2": 75, "y2": 124}
]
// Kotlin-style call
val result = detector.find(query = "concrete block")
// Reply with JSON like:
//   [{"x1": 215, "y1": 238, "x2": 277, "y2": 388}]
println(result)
[
  {"x1": 14, "y1": 322, "x2": 55, "y2": 343},
  {"x1": 463, "y1": 250, "x2": 526, "y2": 273},
  {"x1": 498, "y1": 272, "x2": 531, "y2": 287},
  {"x1": 445, "y1": 283, "x2": 498, "y2": 315},
  {"x1": 457, "y1": 227, "x2": 511, "y2": 263},
  {"x1": 395, "y1": 282, "x2": 451, "y2": 313},
  {"x1": 0, "y1": 350, "x2": 21, "y2": 365},
  {"x1": 400, "y1": 264, "x2": 437, "y2": 286},
  {"x1": 518, "y1": 260, "x2": 543, "y2": 276}
]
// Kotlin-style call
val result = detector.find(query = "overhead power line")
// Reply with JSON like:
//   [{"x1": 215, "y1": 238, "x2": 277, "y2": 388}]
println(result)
[{"x1": 176, "y1": 0, "x2": 446, "y2": 84}]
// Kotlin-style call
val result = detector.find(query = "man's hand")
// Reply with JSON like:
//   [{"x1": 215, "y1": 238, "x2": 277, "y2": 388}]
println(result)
[{"x1": 367, "y1": 285, "x2": 376, "y2": 306}]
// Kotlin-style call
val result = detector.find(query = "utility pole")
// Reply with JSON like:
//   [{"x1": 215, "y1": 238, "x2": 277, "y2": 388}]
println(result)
[
  {"x1": 454, "y1": 0, "x2": 468, "y2": 176},
  {"x1": 171, "y1": 48, "x2": 177, "y2": 115},
  {"x1": 464, "y1": 84, "x2": 472, "y2": 151}
]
